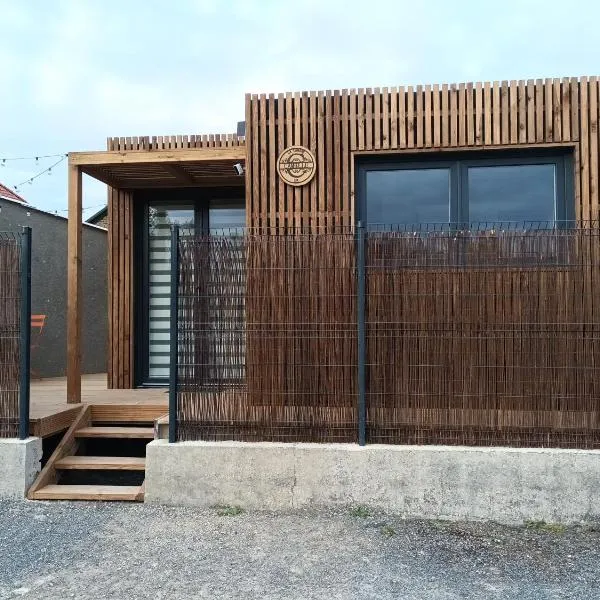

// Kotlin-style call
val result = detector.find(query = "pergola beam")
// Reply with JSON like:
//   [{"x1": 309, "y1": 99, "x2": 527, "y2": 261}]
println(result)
[
  {"x1": 69, "y1": 147, "x2": 246, "y2": 167},
  {"x1": 80, "y1": 167, "x2": 123, "y2": 189},
  {"x1": 161, "y1": 163, "x2": 197, "y2": 184},
  {"x1": 81, "y1": 168, "x2": 244, "y2": 189},
  {"x1": 67, "y1": 159, "x2": 82, "y2": 403}
]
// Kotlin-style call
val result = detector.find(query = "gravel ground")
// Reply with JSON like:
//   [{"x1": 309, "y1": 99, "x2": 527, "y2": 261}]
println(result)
[{"x1": 0, "y1": 501, "x2": 599, "y2": 599}]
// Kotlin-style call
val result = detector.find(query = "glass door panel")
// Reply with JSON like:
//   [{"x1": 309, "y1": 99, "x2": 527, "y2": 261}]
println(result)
[{"x1": 147, "y1": 204, "x2": 194, "y2": 381}]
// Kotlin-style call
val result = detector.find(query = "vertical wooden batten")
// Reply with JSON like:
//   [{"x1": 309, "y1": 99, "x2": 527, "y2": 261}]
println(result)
[
  {"x1": 67, "y1": 159, "x2": 82, "y2": 403},
  {"x1": 106, "y1": 137, "x2": 135, "y2": 389},
  {"x1": 246, "y1": 76, "x2": 598, "y2": 229},
  {"x1": 106, "y1": 186, "x2": 134, "y2": 388}
]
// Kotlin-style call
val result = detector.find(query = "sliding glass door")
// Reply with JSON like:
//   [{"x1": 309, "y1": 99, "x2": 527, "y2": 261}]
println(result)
[{"x1": 139, "y1": 193, "x2": 245, "y2": 386}]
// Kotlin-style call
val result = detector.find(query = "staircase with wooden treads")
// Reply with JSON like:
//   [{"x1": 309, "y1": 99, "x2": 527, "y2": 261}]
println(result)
[{"x1": 28, "y1": 405, "x2": 165, "y2": 502}]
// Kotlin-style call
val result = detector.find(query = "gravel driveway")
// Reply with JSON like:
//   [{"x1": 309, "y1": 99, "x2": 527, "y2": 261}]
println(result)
[{"x1": 0, "y1": 500, "x2": 598, "y2": 599}]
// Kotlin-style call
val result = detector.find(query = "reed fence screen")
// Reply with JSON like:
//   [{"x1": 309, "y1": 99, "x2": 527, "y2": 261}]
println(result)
[
  {"x1": 0, "y1": 232, "x2": 23, "y2": 438},
  {"x1": 176, "y1": 224, "x2": 600, "y2": 448}
]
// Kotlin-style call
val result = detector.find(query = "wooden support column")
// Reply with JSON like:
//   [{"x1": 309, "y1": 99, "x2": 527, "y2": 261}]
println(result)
[{"x1": 67, "y1": 159, "x2": 82, "y2": 403}]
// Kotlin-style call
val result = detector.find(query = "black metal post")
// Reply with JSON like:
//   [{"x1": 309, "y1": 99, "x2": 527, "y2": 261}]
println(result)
[
  {"x1": 356, "y1": 221, "x2": 366, "y2": 446},
  {"x1": 19, "y1": 227, "x2": 31, "y2": 440},
  {"x1": 168, "y1": 225, "x2": 180, "y2": 443}
]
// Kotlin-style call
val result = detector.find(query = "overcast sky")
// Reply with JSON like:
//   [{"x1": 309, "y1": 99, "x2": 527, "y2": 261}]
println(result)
[{"x1": 1, "y1": 0, "x2": 599, "y2": 218}]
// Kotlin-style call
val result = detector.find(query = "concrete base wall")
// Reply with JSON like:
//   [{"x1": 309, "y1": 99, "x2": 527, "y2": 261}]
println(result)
[
  {"x1": 0, "y1": 438, "x2": 42, "y2": 499},
  {"x1": 145, "y1": 440, "x2": 600, "y2": 524}
]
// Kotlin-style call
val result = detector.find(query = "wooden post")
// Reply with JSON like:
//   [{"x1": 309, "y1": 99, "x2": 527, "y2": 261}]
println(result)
[{"x1": 67, "y1": 159, "x2": 82, "y2": 403}]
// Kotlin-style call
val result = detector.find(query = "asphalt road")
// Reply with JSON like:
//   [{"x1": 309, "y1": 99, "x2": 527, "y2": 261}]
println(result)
[{"x1": 0, "y1": 501, "x2": 598, "y2": 599}]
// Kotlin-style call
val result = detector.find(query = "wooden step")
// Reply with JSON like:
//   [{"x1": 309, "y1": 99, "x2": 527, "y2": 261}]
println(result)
[
  {"x1": 55, "y1": 456, "x2": 146, "y2": 471},
  {"x1": 90, "y1": 404, "x2": 168, "y2": 424},
  {"x1": 30, "y1": 484, "x2": 144, "y2": 502},
  {"x1": 75, "y1": 426, "x2": 155, "y2": 439}
]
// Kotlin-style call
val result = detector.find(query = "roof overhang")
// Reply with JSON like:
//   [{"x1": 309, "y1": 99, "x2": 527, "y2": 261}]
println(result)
[{"x1": 69, "y1": 147, "x2": 247, "y2": 189}]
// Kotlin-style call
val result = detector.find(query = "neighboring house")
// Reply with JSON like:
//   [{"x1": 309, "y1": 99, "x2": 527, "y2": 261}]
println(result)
[
  {"x1": 86, "y1": 206, "x2": 108, "y2": 228},
  {"x1": 0, "y1": 182, "x2": 28, "y2": 203},
  {"x1": 0, "y1": 186, "x2": 107, "y2": 377}
]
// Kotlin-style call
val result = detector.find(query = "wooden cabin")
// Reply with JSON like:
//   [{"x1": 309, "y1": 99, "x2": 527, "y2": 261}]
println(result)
[
  {"x1": 66, "y1": 76, "x2": 599, "y2": 398},
  {"x1": 21, "y1": 75, "x2": 600, "y2": 502}
]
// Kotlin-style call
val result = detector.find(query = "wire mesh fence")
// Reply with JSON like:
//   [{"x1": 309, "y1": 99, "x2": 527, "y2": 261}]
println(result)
[
  {"x1": 0, "y1": 232, "x2": 23, "y2": 438},
  {"x1": 175, "y1": 222, "x2": 600, "y2": 448},
  {"x1": 177, "y1": 232, "x2": 357, "y2": 442}
]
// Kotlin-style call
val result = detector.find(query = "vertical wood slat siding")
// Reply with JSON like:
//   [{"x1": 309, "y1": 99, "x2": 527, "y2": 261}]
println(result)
[
  {"x1": 107, "y1": 134, "x2": 245, "y2": 152},
  {"x1": 106, "y1": 137, "x2": 134, "y2": 388},
  {"x1": 106, "y1": 133, "x2": 247, "y2": 388},
  {"x1": 246, "y1": 77, "x2": 598, "y2": 230}
]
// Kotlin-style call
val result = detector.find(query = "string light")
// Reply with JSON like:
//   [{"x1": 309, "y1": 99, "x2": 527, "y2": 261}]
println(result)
[
  {"x1": 52, "y1": 203, "x2": 106, "y2": 214},
  {"x1": 13, "y1": 155, "x2": 67, "y2": 191},
  {"x1": 0, "y1": 153, "x2": 66, "y2": 162},
  {"x1": 4, "y1": 152, "x2": 106, "y2": 217}
]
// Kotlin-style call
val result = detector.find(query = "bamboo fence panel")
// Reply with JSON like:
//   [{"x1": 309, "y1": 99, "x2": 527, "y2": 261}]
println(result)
[
  {"x1": 0, "y1": 233, "x2": 22, "y2": 437},
  {"x1": 177, "y1": 232, "x2": 357, "y2": 442},
  {"x1": 366, "y1": 226, "x2": 600, "y2": 447},
  {"x1": 176, "y1": 225, "x2": 600, "y2": 448}
]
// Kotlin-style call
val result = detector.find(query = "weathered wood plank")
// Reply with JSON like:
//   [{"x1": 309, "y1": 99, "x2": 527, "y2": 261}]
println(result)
[
  {"x1": 492, "y1": 81, "x2": 501, "y2": 145},
  {"x1": 433, "y1": 84, "x2": 441, "y2": 147},
  {"x1": 390, "y1": 87, "x2": 398, "y2": 148},
  {"x1": 458, "y1": 82, "x2": 466, "y2": 146},
  {"x1": 55, "y1": 456, "x2": 146, "y2": 471},
  {"x1": 382, "y1": 87, "x2": 390, "y2": 150},
  {"x1": 67, "y1": 162, "x2": 82, "y2": 403},
  {"x1": 441, "y1": 83, "x2": 449, "y2": 147}
]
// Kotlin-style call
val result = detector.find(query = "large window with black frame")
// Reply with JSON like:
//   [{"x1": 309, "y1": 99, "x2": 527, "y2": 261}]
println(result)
[
  {"x1": 357, "y1": 149, "x2": 575, "y2": 268},
  {"x1": 358, "y1": 149, "x2": 574, "y2": 231}
]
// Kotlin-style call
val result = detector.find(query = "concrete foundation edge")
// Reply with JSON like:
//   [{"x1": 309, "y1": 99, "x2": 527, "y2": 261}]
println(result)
[
  {"x1": 0, "y1": 437, "x2": 42, "y2": 499},
  {"x1": 145, "y1": 440, "x2": 600, "y2": 524}
]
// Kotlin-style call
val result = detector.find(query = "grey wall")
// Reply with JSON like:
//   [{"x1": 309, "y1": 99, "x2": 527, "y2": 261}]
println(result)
[
  {"x1": 146, "y1": 441, "x2": 600, "y2": 524},
  {"x1": 0, "y1": 199, "x2": 107, "y2": 377}
]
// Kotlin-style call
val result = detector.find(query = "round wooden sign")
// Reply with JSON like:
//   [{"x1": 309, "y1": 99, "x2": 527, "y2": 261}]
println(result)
[{"x1": 277, "y1": 146, "x2": 316, "y2": 186}]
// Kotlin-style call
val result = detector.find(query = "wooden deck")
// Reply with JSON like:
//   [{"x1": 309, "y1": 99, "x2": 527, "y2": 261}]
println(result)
[{"x1": 30, "y1": 373, "x2": 168, "y2": 437}]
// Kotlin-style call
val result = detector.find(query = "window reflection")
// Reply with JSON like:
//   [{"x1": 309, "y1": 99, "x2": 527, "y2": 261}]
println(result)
[
  {"x1": 209, "y1": 199, "x2": 245, "y2": 235},
  {"x1": 365, "y1": 168, "x2": 450, "y2": 228},
  {"x1": 362, "y1": 157, "x2": 564, "y2": 228},
  {"x1": 467, "y1": 164, "x2": 556, "y2": 225}
]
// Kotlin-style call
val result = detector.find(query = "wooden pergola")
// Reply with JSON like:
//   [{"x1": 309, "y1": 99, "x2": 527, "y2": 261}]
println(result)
[{"x1": 67, "y1": 145, "x2": 246, "y2": 403}]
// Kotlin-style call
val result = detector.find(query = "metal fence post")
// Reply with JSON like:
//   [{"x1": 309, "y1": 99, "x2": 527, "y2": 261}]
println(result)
[
  {"x1": 356, "y1": 221, "x2": 366, "y2": 446},
  {"x1": 19, "y1": 227, "x2": 31, "y2": 440},
  {"x1": 168, "y1": 225, "x2": 180, "y2": 443}
]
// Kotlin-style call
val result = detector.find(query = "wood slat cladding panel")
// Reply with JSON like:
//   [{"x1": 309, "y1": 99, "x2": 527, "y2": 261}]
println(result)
[
  {"x1": 107, "y1": 185, "x2": 133, "y2": 389},
  {"x1": 246, "y1": 77, "x2": 600, "y2": 229},
  {"x1": 107, "y1": 138, "x2": 133, "y2": 389},
  {"x1": 105, "y1": 134, "x2": 247, "y2": 388},
  {"x1": 106, "y1": 134, "x2": 245, "y2": 150}
]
